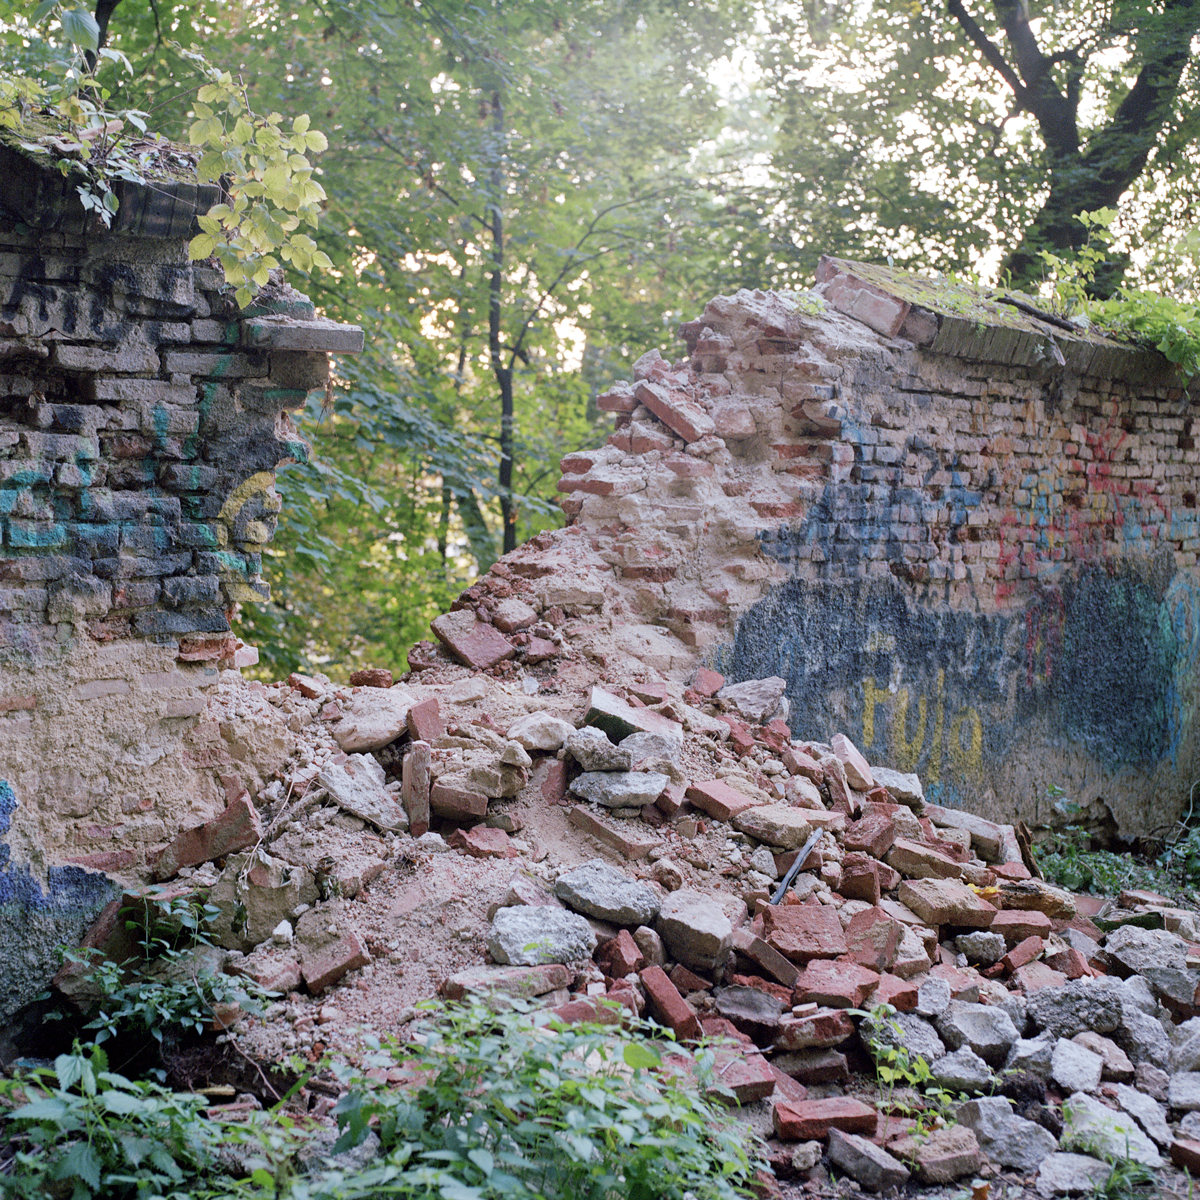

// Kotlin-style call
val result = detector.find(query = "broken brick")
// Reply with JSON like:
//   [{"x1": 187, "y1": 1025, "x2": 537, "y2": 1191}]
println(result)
[
  {"x1": 686, "y1": 779, "x2": 762, "y2": 821},
  {"x1": 430, "y1": 779, "x2": 488, "y2": 821},
  {"x1": 598, "y1": 929, "x2": 646, "y2": 978},
  {"x1": 761, "y1": 904, "x2": 848, "y2": 963},
  {"x1": 447, "y1": 826, "x2": 518, "y2": 859},
  {"x1": 152, "y1": 795, "x2": 262, "y2": 880},
  {"x1": 431, "y1": 610, "x2": 515, "y2": 670},
  {"x1": 406, "y1": 697, "x2": 445, "y2": 743},
  {"x1": 302, "y1": 930, "x2": 370, "y2": 994},
  {"x1": 773, "y1": 1097, "x2": 877, "y2": 1141},
  {"x1": 640, "y1": 965, "x2": 701, "y2": 1041},
  {"x1": 1001, "y1": 934, "x2": 1045, "y2": 973},
  {"x1": 793, "y1": 959, "x2": 881, "y2": 1008}
]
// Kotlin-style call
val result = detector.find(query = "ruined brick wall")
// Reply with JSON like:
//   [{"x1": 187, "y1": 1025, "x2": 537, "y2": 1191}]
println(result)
[
  {"x1": 550, "y1": 259, "x2": 1199, "y2": 842},
  {"x1": 0, "y1": 204, "x2": 361, "y2": 1015}
]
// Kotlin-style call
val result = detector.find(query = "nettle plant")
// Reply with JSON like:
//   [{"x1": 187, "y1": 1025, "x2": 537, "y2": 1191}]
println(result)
[{"x1": 0, "y1": 3, "x2": 332, "y2": 307}]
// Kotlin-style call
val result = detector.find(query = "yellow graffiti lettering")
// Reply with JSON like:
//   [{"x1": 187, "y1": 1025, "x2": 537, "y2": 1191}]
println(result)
[
  {"x1": 928, "y1": 668, "x2": 945, "y2": 786},
  {"x1": 862, "y1": 677, "x2": 889, "y2": 748},
  {"x1": 889, "y1": 688, "x2": 926, "y2": 774},
  {"x1": 216, "y1": 471, "x2": 278, "y2": 550},
  {"x1": 948, "y1": 707, "x2": 983, "y2": 780}
]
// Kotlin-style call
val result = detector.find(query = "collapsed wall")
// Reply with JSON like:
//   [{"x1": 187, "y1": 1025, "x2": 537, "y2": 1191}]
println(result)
[
  {"x1": 487, "y1": 259, "x2": 1196, "y2": 843},
  {"x1": 0, "y1": 165, "x2": 362, "y2": 1015}
]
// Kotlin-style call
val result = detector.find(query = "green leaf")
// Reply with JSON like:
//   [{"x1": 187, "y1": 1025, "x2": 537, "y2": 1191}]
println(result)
[
  {"x1": 58, "y1": 7, "x2": 100, "y2": 51},
  {"x1": 30, "y1": 0, "x2": 58, "y2": 25},
  {"x1": 54, "y1": 1141, "x2": 102, "y2": 1188},
  {"x1": 623, "y1": 1042, "x2": 661, "y2": 1071}
]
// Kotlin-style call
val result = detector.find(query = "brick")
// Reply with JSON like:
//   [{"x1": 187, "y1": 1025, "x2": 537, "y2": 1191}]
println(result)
[
  {"x1": 773, "y1": 1096, "x2": 877, "y2": 1141},
  {"x1": 66, "y1": 848, "x2": 137, "y2": 872},
  {"x1": 773, "y1": 1047, "x2": 851, "y2": 1085},
  {"x1": 448, "y1": 826, "x2": 517, "y2": 859},
  {"x1": 783, "y1": 745, "x2": 824, "y2": 783},
  {"x1": 768, "y1": 1062, "x2": 809, "y2": 1104},
  {"x1": 584, "y1": 686, "x2": 683, "y2": 745},
  {"x1": 897, "y1": 878, "x2": 996, "y2": 929},
  {"x1": 1012, "y1": 961, "x2": 1068, "y2": 991},
  {"x1": 429, "y1": 777, "x2": 486, "y2": 821},
  {"x1": 831, "y1": 732, "x2": 873, "y2": 790},
  {"x1": 686, "y1": 779, "x2": 762, "y2": 821},
  {"x1": 634, "y1": 380, "x2": 715, "y2": 443},
  {"x1": 1170, "y1": 1137, "x2": 1200, "y2": 1174},
  {"x1": 402, "y1": 741, "x2": 431, "y2": 835},
  {"x1": 538, "y1": 758, "x2": 568, "y2": 804},
  {"x1": 348, "y1": 667, "x2": 393, "y2": 688},
  {"x1": 640, "y1": 965, "x2": 701, "y2": 1041},
  {"x1": 161, "y1": 349, "x2": 269, "y2": 377},
  {"x1": 229, "y1": 951, "x2": 302, "y2": 993},
  {"x1": 990, "y1": 909, "x2": 1052, "y2": 946},
  {"x1": 54, "y1": 341, "x2": 160, "y2": 373},
  {"x1": 843, "y1": 813, "x2": 896, "y2": 859},
  {"x1": 1043, "y1": 946, "x2": 1091, "y2": 979},
  {"x1": 793, "y1": 959, "x2": 880, "y2": 1008},
  {"x1": 886, "y1": 837, "x2": 964, "y2": 880},
  {"x1": 0, "y1": 694, "x2": 36, "y2": 714},
  {"x1": 761, "y1": 905, "x2": 848, "y2": 964},
  {"x1": 838, "y1": 854, "x2": 882, "y2": 904},
  {"x1": 731, "y1": 927, "x2": 800, "y2": 988},
  {"x1": 871, "y1": 973, "x2": 919, "y2": 1012},
  {"x1": 406, "y1": 697, "x2": 445, "y2": 742},
  {"x1": 597, "y1": 929, "x2": 646, "y2": 978},
  {"x1": 152, "y1": 795, "x2": 262, "y2": 880},
  {"x1": 439, "y1": 963, "x2": 570, "y2": 1002},
  {"x1": 301, "y1": 930, "x2": 370, "y2": 994},
  {"x1": 670, "y1": 964, "x2": 714, "y2": 995},
  {"x1": 567, "y1": 805, "x2": 663, "y2": 859},
  {"x1": 773, "y1": 1007, "x2": 854, "y2": 1050},
  {"x1": 242, "y1": 317, "x2": 363, "y2": 353},
  {"x1": 1001, "y1": 935, "x2": 1045, "y2": 973},
  {"x1": 692, "y1": 666, "x2": 724, "y2": 697},
  {"x1": 709, "y1": 1045, "x2": 777, "y2": 1104},
  {"x1": 843, "y1": 907, "x2": 904, "y2": 971}
]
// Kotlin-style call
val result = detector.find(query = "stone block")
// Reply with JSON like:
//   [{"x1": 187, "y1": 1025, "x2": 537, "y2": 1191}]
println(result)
[
  {"x1": 566, "y1": 805, "x2": 663, "y2": 859},
  {"x1": 827, "y1": 1128, "x2": 910, "y2": 1193}
]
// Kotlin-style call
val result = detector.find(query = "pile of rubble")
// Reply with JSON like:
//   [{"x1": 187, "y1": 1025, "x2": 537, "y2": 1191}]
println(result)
[{"x1": 50, "y1": 645, "x2": 1200, "y2": 1198}]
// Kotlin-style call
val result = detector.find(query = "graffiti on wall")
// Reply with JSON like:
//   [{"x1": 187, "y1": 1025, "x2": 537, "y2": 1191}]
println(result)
[{"x1": 722, "y1": 568, "x2": 1200, "y2": 808}]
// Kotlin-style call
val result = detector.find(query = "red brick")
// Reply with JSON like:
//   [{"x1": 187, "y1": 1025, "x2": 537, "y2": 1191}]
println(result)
[
  {"x1": 843, "y1": 813, "x2": 896, "y2": 859},
  {"x1": 231, "y1": 952, "x2": 302, "y2": 993},
  {"x1": 886, "y1": 838, "x2": 963, "y2": 880},
  {"x1": 769, "y1": 1062, "x2": 809, "y2": 1104},
  {"x1": 793, "y1": 959, "x2": 881, "y2": 1008},
  {"x1": 698, "y1": 1015, "x2": 755, "y2": 1045},
  {"x1": 640, "y1": 965, "x2": 701, "y2": 1041},
  {"x1": 773, "y1": 1007, "x2": 855, "y2": 1050},
  {"x1": 598, "y1": 928, "x2": 646, "y2": 978},
  {"x1": 773, "y1": 1097, "x2": 877, "y2": 1141},
  {"x1": 782, "y1": 746, "x2": 823, "y2": 783},
  {"x1": 1170, "y1": 1137, "x2": 1200, "y2": 1174},
  {"x1": 152, "y1": 795, "x2": 262, "y2": 880},
  {"x1": 549, "y1": 998, "x2": 623, "y2": 1026},
  {"x1": 709, "y1": 1046, "x2": 778, "y2": 1104},
  {"x1": 302, "y1": 930, "x2": 370, "y2": 994},
  {"x1": 1001, "y1": 935, "x2": 1045, "y2": 973},
  {"x1": 406, "y1": 697, "x2": 445, "y2": 743},
  {"x1": 1012, "y1": 961, "x2": 1068, "y2": 991},
  {"x1": 430, "y1": 779, "x2": 488, "y2": 821},
  {"x1": 692, "y1": 667, "x2": 725, "y2": 697},
  {"x1": 993, "y1": 861, "x2": 1032, "y2": 881},
  {"x1": 67, "y1": 849, "x2": 137, "y2": 872},
  {"x1": 775, "y1": 1048, "x2": 850, "y2": 1085},
  {"x1": 629, "y1": 679, "x2": 669, "y2": 704},
  {"x1": 567, "y1": 805, "x2": 663, "y2": 860},
  {"x1": 686, "y1": 779, "x2": 761, "y2": 822},
  {"x1": 762, "y1": 904, "x2": 848, "y2": 964},
  {"x1": 447, "y1": 826, "x2": 518, "y2": 859},
  {"x1": 831, "y1": 732, "x2": 873, "y2": 790},
  {"x1": 595, "y1": 388, "x2": 637, "y2": 413},
  {"x1": 669, "y1": 963, "x2": 714, "y2": 995},
  {"x1": 838, "y1": 854, "x2": 882, "y2": 904},
  {"x1": 871, "y1": 973, "x2": 919, "y2": 1012},
  {"x1": 731, "y1": 926, "x2": 801, "y2": 988},
  {"x1": 990, "y1": 909, "x2": 1052, "y2": 946},
  {"x1": 633, "y1": 379, "x2": 715, "y2": 443},
  {"x1": 655, "y1": 781, "x2": 689, "y2": 818},
  {"x1": 0, "y1": 693, "x2": 36, "y2": 713},
  {"x1": 348, "y1": 667, "x2": 393, "y2": 688},
  {"x1": 537, "y1": 758, "x2": 568, "y2": 804},
  {"x1": 1043, "y1": 947, "x2": 1091, "y2": 979},
  {"x1": 719, "y1": 716, "x2": 756, "y2": 757},
  {"x1": 844, "y1": 907, "x2": 904, "y2": 972},
  {"x1": 430, "y1": 610, "x2": 514, "y2": 670},
  {"x1": 727, "y1": 973, "x2": 794, "y2": 1005},
  {"x1": 402, "y1": 741, "x2": 431, "y2": 836}
]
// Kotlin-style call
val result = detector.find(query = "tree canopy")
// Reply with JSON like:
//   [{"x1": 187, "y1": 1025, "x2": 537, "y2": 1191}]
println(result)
[{"x1": 5, "y1": 0, "x2": 1200, "y2": 679}]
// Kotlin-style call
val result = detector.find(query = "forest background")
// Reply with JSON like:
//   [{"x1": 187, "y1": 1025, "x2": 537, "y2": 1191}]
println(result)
[{"x1": 4, "y1": 0, "x2": 1199, "y2": 681}]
